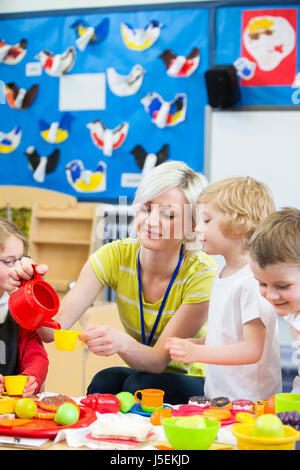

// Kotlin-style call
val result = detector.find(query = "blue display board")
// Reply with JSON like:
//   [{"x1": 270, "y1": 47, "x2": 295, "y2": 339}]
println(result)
[
  {"x1": 215, "y1": 4, "x2": 300, "y2": 105},
  {"x1": 0, "y1": 7, "x2": 210, "y2": 201}
]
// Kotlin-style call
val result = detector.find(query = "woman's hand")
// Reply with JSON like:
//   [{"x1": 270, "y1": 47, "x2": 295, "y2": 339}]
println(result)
[
  {"x1": 7, "y1": 258, "x2": 48, "y2": 292},
  {"x1": 80, "y1": 324, "x2": 129, "y2": 357},
  {"x1": 22, "y1": 376, "x2": 39, "y2": 397}
]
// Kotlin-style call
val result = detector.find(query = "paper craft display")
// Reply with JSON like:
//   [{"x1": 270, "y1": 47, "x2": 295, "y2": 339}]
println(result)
[
  {"x1": 35, "y1": 47, "x2": 76, "y2": 77},
  {"x1": 233, "y1": 57, "x2": 256, "y2": 80},
  {"x1": 241, "y1": 9, "x2": 297, "y2": 86},
  {"x1": 3, "y1": 82, "x2": 38, "y2": 110},
  {"x1": 0, "y1": 38, "x2": 27, "y2": 65},
  {"x1": 131, "y1": 144, "x2": 169, "y2": 176},
  {"x1": 25, "y1": 146, "x2": 60, "y2": 183},
  {"x1": 39, "y1": 113, "x2": 74, "y2": 143},
  {"x1": 141, "y1": 92, "x2": 187, "y2": 128},
  {"x1": 87, "y1": 120, "x2": 129, "y2": 156},
  {"x1": 72, "y1": 18, "x2": 110, "y2": 51},
  {"x1": 65, "y1": 159, "x2": 106, "y2": 192},
  {"x1": 121, "y1": 20, "x2": 163, "y2": 51},
  {"x1": 160, "y1": 48, "x2": 200, "y2": 77},
  {"x1": 107, "y1": 65, "x2": 146, "y2": 96},
  {"x1": 0, "y1": 126, "x2": 22, "y2": 153}
]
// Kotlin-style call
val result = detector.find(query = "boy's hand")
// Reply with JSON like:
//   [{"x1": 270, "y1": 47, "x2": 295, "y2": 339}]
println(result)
[
  {"x1": 0, "y1": 374, "x2": 4, "y2": 393},
  {"x1": 165, "y1": 337, "x2": 199, "y2": 364},
  {"x1": 22, "y1": 376, "x2": 38, "y2": 397}
]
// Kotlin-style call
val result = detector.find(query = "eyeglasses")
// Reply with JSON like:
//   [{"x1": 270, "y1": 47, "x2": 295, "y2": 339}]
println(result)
[{"x1": 0, "y1": 256, "x2": 24, "y2": 267}]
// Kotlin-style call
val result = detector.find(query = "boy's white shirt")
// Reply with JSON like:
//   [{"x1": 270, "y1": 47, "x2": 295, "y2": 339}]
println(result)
[
  {"x1": 204, "y1": 264, "x2": 282, "y2": 401},
  {"x1": 283, "y1": 313, "x2": 300, "y2": 394},
  {"x1": 0, "y1": 292, "x2": 9, "y2": 324}
]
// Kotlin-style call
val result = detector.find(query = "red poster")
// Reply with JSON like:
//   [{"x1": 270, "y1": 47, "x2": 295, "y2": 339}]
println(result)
[{"x1": 241, "y1": 8, "x2": 297, "y2": 86}]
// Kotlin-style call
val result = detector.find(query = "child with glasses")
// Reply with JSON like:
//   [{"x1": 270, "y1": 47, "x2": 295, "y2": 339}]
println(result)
[{"x1": 0, "y1": 218, "x2": 48, "y2": 397}]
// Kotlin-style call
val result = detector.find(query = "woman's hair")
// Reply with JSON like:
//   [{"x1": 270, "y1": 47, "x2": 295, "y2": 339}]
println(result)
[
  {"x1": 132, "y1": 160, "x2": 208, "y2": 247},
  {"x1": 197, "y1": 176, "x2": 275, "y2": 247},
  {"x1": 0, "y1": 218, "x2": 28, "y2": 254},
  {"x1": 247, "y1": 207, "x2": 300, "y2": 268}
]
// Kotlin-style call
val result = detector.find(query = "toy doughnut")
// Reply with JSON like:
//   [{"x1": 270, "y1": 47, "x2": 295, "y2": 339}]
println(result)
[
  {"x1": 188, "y1": 396, "x2": 210, "y2": 408},
  {"x1": 210, "y1": 396, "x2": 231, "y2": 410},
  {"x1": 232, "y1": 399, "x2": 254, "y2": 412},
  {"x1": 203, "y1": 408, "x2": 231, "y2": 421},
  {"x1": 39, "y1": 394, "x2": 78, "y2": 412}
]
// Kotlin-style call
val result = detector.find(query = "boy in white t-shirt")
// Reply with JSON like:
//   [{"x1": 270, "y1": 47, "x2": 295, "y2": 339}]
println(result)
[
  {"x1": 248, "y1": 207, "x2": 300, "y2": 394},
  {"x1": 165, "y1": 177, "x2": 282, "y2": 401}
]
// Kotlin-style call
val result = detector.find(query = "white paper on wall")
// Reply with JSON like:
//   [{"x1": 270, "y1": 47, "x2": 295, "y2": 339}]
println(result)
[{"x1": 59, "y1": 73, "x2": 106, "y2": 111}]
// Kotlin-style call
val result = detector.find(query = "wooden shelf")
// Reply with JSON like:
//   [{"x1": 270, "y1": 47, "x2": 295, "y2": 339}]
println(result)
[{"x1": 29, "y1": 201, "x2": 106, "y2": 294}]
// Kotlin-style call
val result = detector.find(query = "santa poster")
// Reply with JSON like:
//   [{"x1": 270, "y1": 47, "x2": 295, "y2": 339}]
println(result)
[{"x1": 241, "y1": 8, "x2": 297, "y2": 86}]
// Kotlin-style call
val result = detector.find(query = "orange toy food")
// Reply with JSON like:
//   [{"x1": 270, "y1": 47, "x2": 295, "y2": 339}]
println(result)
[
  {"x1": 264, "y1": 395, "x2": 276, "y2": 414},
  {"x1": 150, "y1": 407, "x2": 172, "y2": 425},
  {"x1": 210, "y1": 396, "x2": 231, "y2": 410},
  {"x1": 0, "y1": 418, "x2": 32, "y2": 426},
  {"x1": 35, "y1": 406, "x2": 56, "y2": 420},
  {"x1": 39, "y1": 394, "x2": 78, "y2": 412},
  {"x1": 203, "y1": 408, "x2": 231, "y2": 421}
]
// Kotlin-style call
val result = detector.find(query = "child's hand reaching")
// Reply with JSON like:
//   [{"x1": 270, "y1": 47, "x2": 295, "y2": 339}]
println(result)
[
  {"x1": 165, "y1": 337, "x2": 200, "y2": 364},
  {"x1": 22, "y1": 376, "x2": 39, "y2": 397}
]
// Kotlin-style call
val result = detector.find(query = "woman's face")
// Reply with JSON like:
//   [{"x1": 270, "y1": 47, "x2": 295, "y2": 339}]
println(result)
[{"x1": 135, "y1": 187, "x2": 191, "y2": 252}]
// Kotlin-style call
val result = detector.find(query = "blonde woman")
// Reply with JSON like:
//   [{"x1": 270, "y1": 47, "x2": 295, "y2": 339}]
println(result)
[
  {"x1": 12, "y1": 161, "x2": 217, "y2": 404},
  {"x1": 166, "y1": 176, "x2": 282, "y2": 401}
]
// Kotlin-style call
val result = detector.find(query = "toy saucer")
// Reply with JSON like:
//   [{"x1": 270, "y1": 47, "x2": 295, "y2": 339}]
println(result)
[{"x1": 130, "y1": 403, "x2": 172, "y2": 417}]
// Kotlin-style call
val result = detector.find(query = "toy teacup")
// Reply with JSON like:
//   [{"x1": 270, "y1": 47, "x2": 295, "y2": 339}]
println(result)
[
  {"x1": 4, "y1": 375, "x2": 28, "y2": 395},
  {"x1": 134, "y1": 388, "x2": 165, "y2": 413},
  {"x1": 54, "y1": 329, "x2": 84, "y2": 351}
]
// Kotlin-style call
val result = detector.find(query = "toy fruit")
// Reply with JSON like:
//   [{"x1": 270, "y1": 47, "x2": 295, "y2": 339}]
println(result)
[
  {"x1": 80, "y1": 394, "x2": 121, "y2": 414},
  {"x1": 150, "y1": 407, "x2": 172, "y2": 425},
  {"x1": 14, "y1": 398, "x2": 37, "y2": 419},
  {"x1": 264, "y1": 395, "x2": 276, "y2": 414},
  {"x1": 253, "y1": 414, "x2": 284, "y2": 438},
  {"x1": 54, "y1": 403, "x2": 79, "y2": 426},
  {"x1": 176, "y1": 416, "x2": 207, "y2": 429},
  {"x1": 115, "y1": 392, "x2": 135, "y2": 413}
]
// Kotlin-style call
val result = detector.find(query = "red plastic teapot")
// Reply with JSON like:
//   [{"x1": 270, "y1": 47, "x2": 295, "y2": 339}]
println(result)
[{"x1": 8, "y1": 264, "x2": 61, "y2": 331}]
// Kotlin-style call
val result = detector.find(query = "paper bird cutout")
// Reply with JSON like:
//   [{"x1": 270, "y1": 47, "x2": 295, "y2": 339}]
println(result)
[
  {"x1": 0, "y1": 126, "x2": 22, "y2": 153},
  {"x1": 160, "y1": 48, "x2": 200, "y2": 77},
  {"x1": 107, "y1": 65, "x2": 146, "y2": 96},
  {"x1": 131, "y1": 144, "x2": 169, "y2": 176},
  {"x1": 35, "y1": 47, "x2": 76, "y2": 77},
  {"x1": 0, "y1": 38, "x2": 27, "y2": 65},
  {"x1": 141, "y1": 92, "x2": 187, "y2": 128},
  {"x1": 121, "y1": 20, "x2": 163, "y2": 51},
  {"x1": 39, "y1": 113, "x2": 74, "y2": 143},
  {"x1": 25, "y1": 146, "x2": 59, "y2": 183},
  {"x1": 65, "y1": 159, "x2": 106, "y2": 192},
  {"x1": 3, "y1": 82, "x2": 38, "y2": 110},
  {"x1": 87, "y1": 120, "x2": 129, "y2": 156},
  {"x1": 72, "y1": 18, "x2": 110, "y2": 51}
]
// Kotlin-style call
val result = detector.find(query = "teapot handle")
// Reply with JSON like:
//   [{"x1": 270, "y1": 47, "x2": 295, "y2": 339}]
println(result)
[
  {"x1": 42, "y1": 318, "x2": 61, "y2": 330},
  {"x1": 20, "y1": 263, "x2": 42, "y2": 286}
]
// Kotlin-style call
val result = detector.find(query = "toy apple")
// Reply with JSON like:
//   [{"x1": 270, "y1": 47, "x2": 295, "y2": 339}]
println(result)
[
  {"x1": 253, "y1": 414, "x2": 284, "y2": 438},
  {"x1": 176, "y1": 416, "x2": 207, "y2": 429},
  {"x1": 115, "y1": 392, "x2": 135, "y2": 413}
]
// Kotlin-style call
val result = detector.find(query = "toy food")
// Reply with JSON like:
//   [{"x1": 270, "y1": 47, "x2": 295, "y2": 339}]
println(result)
[
  {"x1": 277, "y1": 411, "x2": 300, "y2": 431},
  {"x1": 235, "y1": 412, "x2": 256, "y2": 424},
  {"x1": 54, "y1": 403, "x2": 79, "y2": 426},
  {"x1": 14, "y1": 398, "x2": 37, "y2": 419},
  {"x1": 232, "y1": 399, "x2": 254, "y2": 412},
  {"x1": 150, "y1": 407, "x2": 172, "y2": 425},
  {"x1": 80, "y1": 394, "x2": 121, "y2": 414},
  {"x1": 254, "y1": 400, "x2": 266, "y2": 416},
  {"x1": 0, "y1": 396, "x2": 16, "y2": 414},
  {"x1": 203, "y1": 408, "x2": 231, "y2": 421},
  {"x1": 188, "y1": 396, "x2": 210, "y2": 408},
  {"x1": 176, "y1": 416, "x2": 207, "y2": 428},
  {"x1": 210, "y1": 396, "x2": 231, "y2": 410},
  {"x1": 253, "y1": 414, "x2": 284, "y2": 438},
  {"x1": 39, "y1": 394, "x2": 78, "y2": 412},
  {"x1": 35, "y1": 406, "x2": 56, "y2": 420},
  {"x1": 264, "y1": 395, "x2": 276, "y2": 414},
  {"x1": 91, "y1": 417, "x2": 153, "y2": 441},
  {"x1": 116, "y1": 392, "x2": 135, "y2": 413}
]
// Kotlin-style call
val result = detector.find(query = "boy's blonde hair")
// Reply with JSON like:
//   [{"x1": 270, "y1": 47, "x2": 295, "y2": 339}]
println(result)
[
  {"x1": 0, "y1": 218, "x2": 28, "y2": 254},
  {"x1": 197, "y1": 176, "x2": 275, "y2": 247},
  {"x1": 248, "y1": 207, "x2": 300, "y2": 268}
]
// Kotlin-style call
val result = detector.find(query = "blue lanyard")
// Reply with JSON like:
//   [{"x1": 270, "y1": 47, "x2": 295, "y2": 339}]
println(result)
[{"x1": 137, "y1": 247, "x2": 184, "y2": 346}]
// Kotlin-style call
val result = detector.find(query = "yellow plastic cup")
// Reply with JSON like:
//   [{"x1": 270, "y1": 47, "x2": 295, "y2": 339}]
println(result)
[
  {"x1": 232, "y1": 423, "x2": 300, "y2": 450},
  {"x1": 4, "y1": 375, "x2": 28, "y2": 395},
  {"x1": 54, "y1": 329, "x2": 84, "y2": 351}
]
